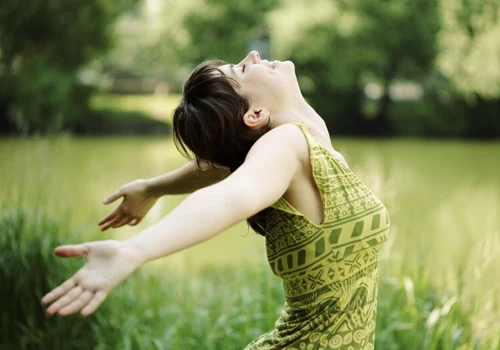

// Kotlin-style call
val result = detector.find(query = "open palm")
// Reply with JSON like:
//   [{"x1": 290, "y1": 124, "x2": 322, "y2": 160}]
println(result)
[
  {"x1": 41, "y1": 240, "x2": 141, "y2": 317},
  {"x1": 99, "y1": 179, "x2": 159, "y2": 231}
]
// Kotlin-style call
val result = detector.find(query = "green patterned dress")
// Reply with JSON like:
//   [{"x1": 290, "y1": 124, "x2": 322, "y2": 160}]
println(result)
[{"x1": 244, "y1": 123, "x2": 390, "y2": 350}]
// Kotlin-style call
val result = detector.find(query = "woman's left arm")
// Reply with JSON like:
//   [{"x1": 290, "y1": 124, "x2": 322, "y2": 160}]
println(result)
[
  {"x1": 124, "y1": 124, "x2": 304, "y2": 264},
  {"x1": 42, "y1": 125, "x2": 305, "y2": 317}
]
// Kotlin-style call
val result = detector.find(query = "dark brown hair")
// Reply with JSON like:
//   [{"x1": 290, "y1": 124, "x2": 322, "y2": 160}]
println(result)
[{"x1": 172, "y1": 59, "x2": 271, "y2": 236}]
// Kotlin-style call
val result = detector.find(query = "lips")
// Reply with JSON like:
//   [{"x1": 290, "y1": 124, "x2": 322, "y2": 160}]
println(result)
[{"x1": 262, "y1": 59, "x2": 276, "y2": 70}]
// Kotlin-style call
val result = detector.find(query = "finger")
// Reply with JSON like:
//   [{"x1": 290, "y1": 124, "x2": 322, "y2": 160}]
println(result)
[
  {"x1": 41, "y1": 278, "x2": 76, "y2": 305},
  {"x1": 129, "y1": 218, "x2": 142, "y2": 226},
  {"x1": 81, "y1": 290, "x2": 108, "y2": 317},
  {"x1": 98, "y1": 208, "x2": 120, "y2": 226},
  {"x1": 102, "y1": 190, "x2": 123, "y2": 205},
  {"x1": 99, "y1": 214, "x2": 123, "y2": 231},
  {"x1": 58, "y1": 290, "x2": 93, "y2": 316},
  {"x1": 112, "y1": 216, "x2": 133, "y2": 229},
  {"x1": 46, "y1": 285, "x2": 83, "y2": 316},
  {"x1": 54, "y1": 244, "x2": 88, "y2": 258}
]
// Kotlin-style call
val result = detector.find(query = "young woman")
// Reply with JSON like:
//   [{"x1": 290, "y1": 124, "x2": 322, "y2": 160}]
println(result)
[{"x1": 41, "y1": 51, "x2": 390, "y2": 349}]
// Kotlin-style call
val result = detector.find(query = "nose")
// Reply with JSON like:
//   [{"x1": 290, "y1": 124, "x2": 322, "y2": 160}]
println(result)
[
  {"x1": 249, "y1": 50, "x2": 260, "y2": 62},
  {"x1": 239, "y1": 50, "x2": 260, "y2": 65}
]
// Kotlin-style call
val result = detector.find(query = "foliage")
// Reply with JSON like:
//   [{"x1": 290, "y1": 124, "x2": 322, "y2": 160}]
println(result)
[
  {"x1": 1, "y1": 204, "x2": 498, "y2": 349},
  {"x1": 0, "y1": 0, "x2": 138, "y2": 134},
  {"x1": 98, "y1": 0, "x2": 203, "y2": 90},
  {"x1": 437, "y1": 0, "x2": 500, "y2": 99},
  {"x1": 183, "y1": 0, "x2": 279, "y2": 64},
  {"x1": 2, "y1": 136, "x2": 499, "y2": 348},
  {"x1": 265, "y1": 0, "x2": 499, "y2": 137},
  {"x1": 0, "y1": 206, "x2": 97, "y2": 348},
  {"x1": 267, "y1": 0, "x2": 441, "y2": 135},
  {"x1": 2, "y1": 0, "x2": 499, "y2": 137},
  {"x1": 98, "y1": 0, "x2": 279, "y2": 94}
]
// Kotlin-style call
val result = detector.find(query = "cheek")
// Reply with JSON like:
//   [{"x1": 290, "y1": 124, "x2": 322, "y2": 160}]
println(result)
[
  {"x1": 242, "y1": 70, "x2": 288, "y2": 101},
  {"x1": 242, "y1": 73, "x2": 268, "y2": 95}
]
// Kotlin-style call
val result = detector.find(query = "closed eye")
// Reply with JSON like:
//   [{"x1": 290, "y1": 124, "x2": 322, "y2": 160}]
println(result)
[{"x1": 230, "y1": 64, "x2": 245, "y2": 74}]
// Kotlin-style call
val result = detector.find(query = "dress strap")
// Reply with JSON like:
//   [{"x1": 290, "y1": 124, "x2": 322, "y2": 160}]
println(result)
[
  {"x1": 290, "y1": 122, "x2": 350, "y2": 171},
  {"x1": 270, "y1": 122, "x2": 328, "y2": 225},
  {"x1": 289, "y1": 122, "x2": 317, "y2": 146}
]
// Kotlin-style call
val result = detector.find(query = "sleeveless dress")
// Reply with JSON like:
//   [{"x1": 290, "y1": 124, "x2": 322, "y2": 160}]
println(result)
[{"x1": 244, "y1": 123, "x2": 390, "y2": 350}]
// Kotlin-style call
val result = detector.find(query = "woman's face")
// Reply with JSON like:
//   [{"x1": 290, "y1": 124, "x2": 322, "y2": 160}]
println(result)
[{"x1": 218, "y1": 51, "x2": 299, "y2": 111}]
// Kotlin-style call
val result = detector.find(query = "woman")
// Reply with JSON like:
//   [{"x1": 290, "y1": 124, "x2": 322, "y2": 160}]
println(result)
[{"x1": 41, "y1": 51, "x2": 390, "y2": 349}]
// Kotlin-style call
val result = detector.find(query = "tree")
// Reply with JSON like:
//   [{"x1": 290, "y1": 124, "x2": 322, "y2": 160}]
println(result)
[
  {"x1": 99, "y1": 0, "x2": 204, "y2": 92},
  {"x1": 268, "y1": 0, "x2": 441, "y2": 135},
  {"x1": 183, "y1": 0, "x2": 279, "y2": 64},
  {"x1": 0, "y1": 0, "x2": 137, "y2": 134},
  {"x1": 437, "y1": 0, "x2": 500, "y2": 99}
]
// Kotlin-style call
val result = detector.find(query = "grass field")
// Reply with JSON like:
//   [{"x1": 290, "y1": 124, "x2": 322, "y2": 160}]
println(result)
[
  {"x1": 1, "y1": 135, "x2": 499, "y2": 349},
  {"x1": 89, "y1": 94, "x2": 181, "y2": 124}
]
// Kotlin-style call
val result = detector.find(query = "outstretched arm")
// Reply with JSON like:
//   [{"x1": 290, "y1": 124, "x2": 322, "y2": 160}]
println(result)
[
  {"x1": 42, "y1": 124, "x2": 306, "y2": 317},
  {"x1": 147, "y1": 161, "x2": 230, "y2": 196},
  {"x1": 98, "y1": 162, "x2": 230, "y2": 231},
  {"x1": 123, "y1": 125, "x2": 302, "y2": 264}
]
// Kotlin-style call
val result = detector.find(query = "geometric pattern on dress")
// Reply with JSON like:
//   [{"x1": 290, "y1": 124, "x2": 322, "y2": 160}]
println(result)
[{"x1": 244, "y1": 123, "x2": 390, "y2": 350}]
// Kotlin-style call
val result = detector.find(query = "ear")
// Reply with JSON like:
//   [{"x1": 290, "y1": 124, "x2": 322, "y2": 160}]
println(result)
[{"x1": 242, "y1": 107, "x2": 270, "y2": 130}]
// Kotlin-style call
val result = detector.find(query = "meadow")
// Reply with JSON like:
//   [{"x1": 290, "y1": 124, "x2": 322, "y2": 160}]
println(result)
[{"x1": 1, "y1": 135, "x2": 499, "y2": 349}]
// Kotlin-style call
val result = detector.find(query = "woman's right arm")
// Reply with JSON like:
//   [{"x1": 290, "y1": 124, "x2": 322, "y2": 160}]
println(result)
[
  {"x1": 146, "y1": 161, "x2": 230, "y2": 196},
  {"x1": 42, "y1": 124, "x2": 305, "y2": 318},
  {"x1": 98, "y1": 162, "x2": 230, "y2": 231}
]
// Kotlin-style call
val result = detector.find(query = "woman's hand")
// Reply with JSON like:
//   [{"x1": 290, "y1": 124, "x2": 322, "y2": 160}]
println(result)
[
  {"x1": 98, "y1": 179, "x2": 159, "y2": 231},
  {"x1": 41, "y1": 240, "x2": 142, "y2": 317}
]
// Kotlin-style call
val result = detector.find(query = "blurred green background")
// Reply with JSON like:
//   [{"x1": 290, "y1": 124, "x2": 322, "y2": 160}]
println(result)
[
  {"x1": 1, "y1": 0, "x2": 499, "y2": 137},
  {"x1": 1, "y1": 0, "x2": 499, "y2": 349}
]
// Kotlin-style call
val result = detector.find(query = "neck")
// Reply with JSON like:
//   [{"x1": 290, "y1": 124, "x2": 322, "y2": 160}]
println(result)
[{"x1": 270, "y1": 97, "x2": 322, "y2": 128}]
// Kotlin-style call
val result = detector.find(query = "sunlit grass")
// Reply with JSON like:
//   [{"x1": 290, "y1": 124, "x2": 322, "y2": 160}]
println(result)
[
  {"x1": 89, "y1": 94, "x2": 182, "y2": 124},
  {"x1": 2, "y1": 204, "x2": 499, "y2": 349},
  {"x1": 1, "y1": 136, "x2": 499, "y2": 349}
]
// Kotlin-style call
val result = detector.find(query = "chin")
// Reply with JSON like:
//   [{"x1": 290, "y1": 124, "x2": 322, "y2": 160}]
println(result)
[
  {"x1": 285, "y1": 62, "x2": 297, "y2": 80},
  {"x1": 285, "y1": 60, "x2": 295, "y2": 67},
  {"x1": 277, "y1": 60, "x2": 295, "y2": 76}
]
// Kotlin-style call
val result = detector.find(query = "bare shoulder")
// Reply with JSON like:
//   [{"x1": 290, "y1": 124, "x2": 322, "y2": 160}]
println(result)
[{"x1": 246, "y1": 123, "x2": 310, "y2": 162}]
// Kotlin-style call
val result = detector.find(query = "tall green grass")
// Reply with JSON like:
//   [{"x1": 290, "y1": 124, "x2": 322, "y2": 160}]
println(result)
[
  {"x1": 0, "y1": 206, "x2": 97, "y2": 349},
  {"x1": 2, "y1": 204, "x2": 499, "y2": 349},
  {"x1": 2, "y1": 135, "x2": 499, "y2": 349}
]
